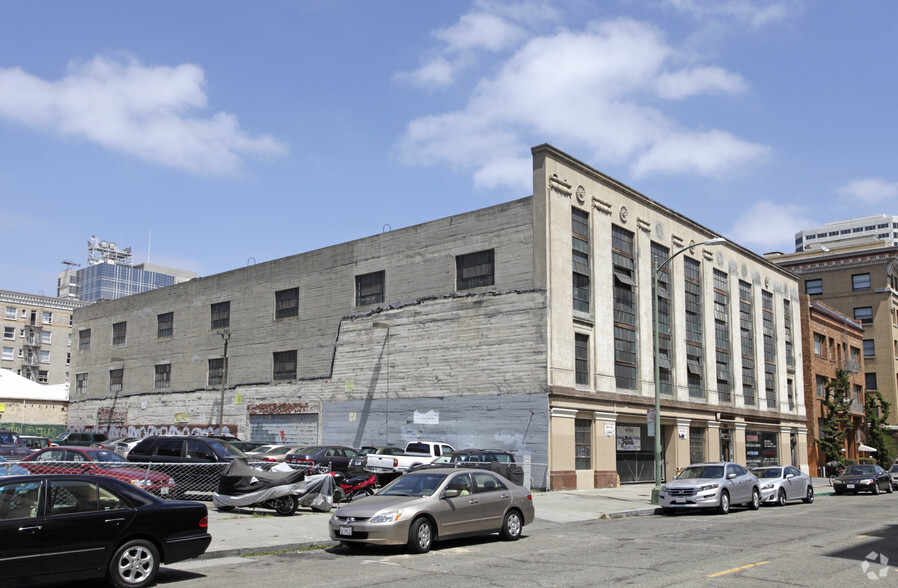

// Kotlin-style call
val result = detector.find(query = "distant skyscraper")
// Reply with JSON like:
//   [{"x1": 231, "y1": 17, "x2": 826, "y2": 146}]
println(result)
[
  {"x1": 57, "y1": 236, "x2": 195, "y2": 302},
  {"x1": 794, "y1": 214, "x2": 898, "y2": 252}
]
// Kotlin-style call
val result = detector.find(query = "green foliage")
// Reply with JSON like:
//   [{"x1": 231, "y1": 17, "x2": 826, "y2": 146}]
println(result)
[
  {"x1": 817, "y1": 369, "x2": 853, "y2": 465},
  {"x1": 844, "y1": 458, "x2": 858, "y2": 466},
  {"x1": 864, "y1": 389, "x2": 894, "y2": 467}
]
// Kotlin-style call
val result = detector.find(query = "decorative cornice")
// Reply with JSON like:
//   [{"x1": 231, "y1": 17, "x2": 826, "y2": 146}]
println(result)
[
  {"x1": 592, "y1": 197, "x2": 612, "y2": 215},
  {"x1": 636, "y1": 217, "x2": 652, "y2": 233},
  {"x1": 548, "y1": 174, "x2": 572, "y2": 198},
  {"x1": 550, "y1": 407, "x2": 578, "y2": 419}
]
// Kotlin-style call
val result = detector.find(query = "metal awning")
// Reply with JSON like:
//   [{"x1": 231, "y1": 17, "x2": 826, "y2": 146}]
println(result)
[{"x1": 858, "y1": 444, "x2": 878, "y2": 452}]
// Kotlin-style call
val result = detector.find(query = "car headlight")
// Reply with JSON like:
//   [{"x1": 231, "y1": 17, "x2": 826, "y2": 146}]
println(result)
[
  {"x1": 370, "y1": 510, "x2": 403, "y2": 523},
  {"x1": 860, "y1": 478, "x2": 874, "y2": 485},
  {"x1": 659, "y1": 485, "x2": 667, "y2": 492},
  {"x1": 833, "y1": 479, "x2": 843, "y2": 485},
  {"x1": 697, "y1": 484, "x2": 720, "y2": 492},
  {"x1": 130, "y1": 479, "x2": 150, "y2": 488},
  {"x1": 762, "y1": 483, "x2": 775, "y2": 490}
]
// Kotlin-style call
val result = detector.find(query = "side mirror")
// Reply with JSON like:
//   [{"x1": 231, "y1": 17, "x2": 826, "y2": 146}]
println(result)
[
  {"x1": 444, "y1": 489, "x2": 460, "y2": 499},
  {"x1": 727, "y1": 473, "x2": 737, "y2": 479},
  {"x1": 785, "y1": 473, "x2": 794, "y2": 479}
]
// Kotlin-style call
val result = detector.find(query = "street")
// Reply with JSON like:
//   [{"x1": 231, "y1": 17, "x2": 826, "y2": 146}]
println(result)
[{"x1": 140, "y1": 492, "x2": 898, "y2": 587}]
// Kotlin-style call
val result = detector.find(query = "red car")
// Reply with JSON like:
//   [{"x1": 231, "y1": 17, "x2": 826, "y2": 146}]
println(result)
[{"x1": 21, "y1": 446, "x2": 177, "y2": 497}]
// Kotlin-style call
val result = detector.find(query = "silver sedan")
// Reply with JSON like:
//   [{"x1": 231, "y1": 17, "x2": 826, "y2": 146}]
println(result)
[
  {"x1": 328, "y1": 467, "x2": 534, "y2": 553},
  {"x1": 752, "y1": 465, "x2": 814, "y2": 505}
]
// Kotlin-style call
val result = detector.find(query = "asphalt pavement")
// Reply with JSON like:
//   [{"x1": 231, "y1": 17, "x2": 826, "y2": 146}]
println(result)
[{"x1": 197, "y1": 477, "x2": 834, "y2": 559}]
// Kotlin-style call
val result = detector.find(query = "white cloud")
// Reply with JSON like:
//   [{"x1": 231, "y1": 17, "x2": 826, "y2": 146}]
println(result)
[
  {"x1": 656, "y1": 66, "x2": 748, "y2": 99},
  {"x1": 726, "y1": 200, "x2": 816, "y2": 252},
  {"x1": 662, "y1": 0, "x2": 800, "y2": 29},
  {"x1": 0, "y1": 55, "x2": 286, "y2": 175},
  {"x1": 436, "y1": 11, "x2": 526, "y2": 53},
  {"x1": 837, "y1": 178, "x2": 898, "y2": 204},
  {"x1": 397, "y1": 17, "x2": 768, "y2": 188}
]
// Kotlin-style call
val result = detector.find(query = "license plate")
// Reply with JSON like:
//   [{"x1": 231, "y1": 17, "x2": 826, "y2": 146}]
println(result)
[
  {"x1": 675, "y1": 498, "x2": 685, "y2": 504},
  {"x1": 847, "y1": 484, "x2": 855, "y2": 489},
  {"x1": 340, "y1": 526, "x2": 352, "y2": 537},
  {"x1": 160, "y1": 487, "x2": 169, "y2": 495}
]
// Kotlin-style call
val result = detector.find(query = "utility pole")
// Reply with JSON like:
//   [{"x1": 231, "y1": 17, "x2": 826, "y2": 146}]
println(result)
[{"x1": 217, "y1": 329, "x2": 230, "y2": 436}]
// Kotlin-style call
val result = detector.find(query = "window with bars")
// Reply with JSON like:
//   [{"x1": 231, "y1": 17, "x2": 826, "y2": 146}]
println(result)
[
  {"x1": 154, "y1": 364, "x2": 171, "y2": 389},
  {"x1": 684, "y1": 258, "x2": 703, "y2": 398},
  {"x1": 275, "y1": 287, "x2": 300, "y2": 318},
  {"x1": 208, "y1": 358, "x2": 224, "y2": 387},
  {"x1": 211, "y1": 301, "x2": 230, "y2": 330},
  {"x1": 157, "y1": 312, "x2": 173, "y2": 338},
  {"x1": 273, "y1": 350, "x2": 297, "y2": 381},
  {"x1": 652, "y1": 243, "x2": 673, "y2": 395},
  {"x1": 739, "y1": 281, "x2": 755, "y2": 405},
  {"x1": 713, "y1": 270, "x2": 731, "y2": 403},
  {"x1": 456, "y1": 250, "x2": 495, "y2": 290},
  {"x1": 75, "y1": 373, "x2": 88, "y2": 395},
  {"x1": 112, "y1": 322, "x2": 126, "y2": 346},
  {"x1": 109, "y1": 369, "x2": 123, "y2": 394},
  {"x1": 572, "y1": 208, "x2": 590, "y2": 313},
  {"x1": 79, "y1": 329, "x2": 91, "y2": 351},
  {"x1": 689, "y1": 427, "x2": 706, "y2": 463},
  {"x1": 575, "y1": 418, "x2": 591, "y2": 470},
  {"x1": 613, "y1": 226, "x2": 637, "y2": 389},
  {"x1": 355, "y1": 272, "x2": 384, "y2": 306},
  {"x1": 575, "y1": 333, "x2": 589, "y2": 386}
]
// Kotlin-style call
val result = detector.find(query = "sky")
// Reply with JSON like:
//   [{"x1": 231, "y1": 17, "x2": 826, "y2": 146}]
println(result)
[{"x1": 2, "y1": 0, "x2": 896, "y2": 297}]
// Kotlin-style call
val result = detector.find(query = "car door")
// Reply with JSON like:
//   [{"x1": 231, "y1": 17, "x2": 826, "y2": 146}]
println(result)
[
  {"x1": 470, "y1": 472, "x2": 513, "y2": 531},
  {"x1": 0, "y1": 479, "x2": 43, "y2": 582},
  {"x1": 40, "y1": 479, "x2": 133, "y2": 575},
  {"x1": 786, "y1": 467, "x2": 805, "y2": 499},
  {"x1": 729, "y1": 464, "x2": 750, "y2": 503},
  {"x1": 439, "y1": 472, "x2": 482, "y2": 536}
]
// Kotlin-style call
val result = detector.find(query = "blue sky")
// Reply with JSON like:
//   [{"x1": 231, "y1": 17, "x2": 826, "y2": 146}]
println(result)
[{"x1": 2, "y1": 0, "x2": 896, "y2": 296}]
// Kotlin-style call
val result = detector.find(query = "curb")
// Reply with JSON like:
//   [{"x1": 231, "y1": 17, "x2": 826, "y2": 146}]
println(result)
[{"x1": 199, "y1": 540, "x2": 339, "y2": 560}]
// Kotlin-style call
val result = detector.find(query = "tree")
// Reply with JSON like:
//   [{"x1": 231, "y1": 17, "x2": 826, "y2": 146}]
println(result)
[
  {"x1": 864, "y1": 388, "x2": 894, "y2": 468},
  {"x1": 817, "y1": 369, "x2": 853, "y2": 469}
]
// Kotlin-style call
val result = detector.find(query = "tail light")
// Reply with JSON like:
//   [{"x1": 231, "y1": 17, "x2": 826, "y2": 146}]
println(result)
[
  {"x1": 199, "y1": 516, "x2": 208, "y2": 529},
  {"x1": 393, "y1": 458, "x2": 398, "y2": 468},
  {"x1": 527, "y1": 494, "x2": 532, "y2": 501},
  {"x1": 263, "y1": 457, "x2": 276, "y2": 462},
  {"x1": 296, "y1": 459, "x2": 314, "y2": 466}
]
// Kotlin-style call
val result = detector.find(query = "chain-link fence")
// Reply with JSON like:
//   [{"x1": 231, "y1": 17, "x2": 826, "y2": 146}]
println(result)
[{"x1": 440, "y1": 461, "x2": 549, "y2": 490}]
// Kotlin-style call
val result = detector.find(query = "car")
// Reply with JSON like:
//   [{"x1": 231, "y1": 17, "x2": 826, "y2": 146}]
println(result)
[
  {"x1": 0, "y1": 473, "x2": 210, "y2": 587},
  {"x1": 889, "y1": 464, "x2": 898, "y2": 490},
  {"x1": 832, "y1": 464, "x2": 893, "y2": 495},
  {"x1": 226, "y1": 440, "x2": 267, "y2": 453},
  {"x1": 329, "y1": 467, "x2": 534, "y2": 553},
  {"x1": 0, "y1": 455, "x2": 29, "y2": 476},
  {"x1": 20, "y1": 446, "x2": 177, "y2": 497},
  {"x1": 0, "y1": 429, "x2": 32, "y2": 460},
  {"x1": 112, "y1": 437, "x2": 143, "y2": 458},
  {"x1": 245, "y1": 445, "x2": 308, "y2": 463},
  {"x1": 126, "y1": 435, "x2": 247, "y2": 495},
  {"x1": 19, "y1": 435, "x2": 52, "y2": 451},
  {"x1": 284, "y1": 445, "x2": 359, "y2": 473},
  {"x1": 92, "y1": 436, "x2": 140, "y2": 451},
  {"x1": 409, "y1": 448, "x2": 518, "y2": 474},
  {"x1": 659, "y1": 462, "x2": 761, "y2": 515},
  {"x1": 52, "y1": 431, "x2": 108, "y2": 447},
  {"x1": 348, "y1": 446, "x2": 405, "y2": 471},
  {"x1": 751, "y1": 465, "x2": 814, "y2": 505}
]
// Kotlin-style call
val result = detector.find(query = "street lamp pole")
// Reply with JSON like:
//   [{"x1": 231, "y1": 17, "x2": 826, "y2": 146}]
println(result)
[
  {"x1": 651, "y1": 237, "x2": 726, "y2": 505},
  {"x1": 373, "y1": 322, "x2": 390, "y2": 445},
  {"x1": 216, "y1": 329, "x2": 230, "y2": 436}
]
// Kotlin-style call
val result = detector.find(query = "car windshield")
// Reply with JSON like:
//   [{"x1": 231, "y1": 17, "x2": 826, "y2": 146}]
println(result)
[
  {"x1": 266, "y1": 446, "x2": 295, "y2": 455},
  {"x1": 0, "y1": 432, "x2": 21, "y2": 445},
  {"x1": 846, "y1": 465, "x2": 875, "y2": 476},
  {"x1": 380, "y1": 473, "x2": 448, "y2": 497},
  {"x1": 678, "y1": 465, "x2": 724, "y2": 479},
  {"x1": 431, "y1": 453, "x2": 463, "y2": 464},
  {"x1": 753, "y1": 468, "x2": 782, "y2": 479},
  {"x1": 297, "y1": 446, "x2": 321, "y2": 454},
  {"x1": 88, "y1": 450, "x2": 127, "y2": 463},
  {"x1": 221, "y1": 442, "x2": 247, "y2": 458},
  {"x1": 890, "y1": 465, "x2": 898, "y2": 473}
]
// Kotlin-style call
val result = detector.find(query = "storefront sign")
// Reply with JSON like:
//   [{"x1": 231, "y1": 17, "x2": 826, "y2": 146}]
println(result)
[
  {"x1": 617, "y1": 426, "x2": 641, "y2": 451},
  {"x1": 745, "y1": 430, "x2": 779, "y2": 467},
  {"x1": 604, "y1": 422, "x2": 615, "y2": 437}
]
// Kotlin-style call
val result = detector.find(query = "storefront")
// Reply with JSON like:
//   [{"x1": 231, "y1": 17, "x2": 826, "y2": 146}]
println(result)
[
  {"x1": 745, "y1": 429, "x2": 779, "y2": 468},
  {"x1": 615, "y1": 422, "x2": 664, "y2": 483}
]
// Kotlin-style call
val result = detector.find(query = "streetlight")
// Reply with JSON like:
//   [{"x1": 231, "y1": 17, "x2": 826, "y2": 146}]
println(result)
[
  {"x1": 651, "y1": 237, "x2": 726, "y2": 505},
  {"x1": 373, "y1": 322, "x2": 390, "y2": 445},
  {"x1": 216, "y1": 329, "x2": 230, "y2": 436}
]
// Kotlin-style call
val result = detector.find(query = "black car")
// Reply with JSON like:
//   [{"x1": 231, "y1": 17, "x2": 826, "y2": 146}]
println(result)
[
  {"x1": 0, "y1": 429, "x2": 32, "y2": 460},
  {"x1": 408, "y1": 449, "x2": 523, "y2": 484},
  {"x1": 0, "y1": 474, "x2": 210, "y2": 587},
  {"x1": 126, "y1": 435, "x2": 247, "y2": 495},
  {"x1": 283, "y1": 445, "x2": 359, "y2": 473},
  {"x1": 52, "y1": 431, "x2": 109, "y2": 447},
  {"x1": 832, "y1": 464, "x2": 893, "y2": 495}
]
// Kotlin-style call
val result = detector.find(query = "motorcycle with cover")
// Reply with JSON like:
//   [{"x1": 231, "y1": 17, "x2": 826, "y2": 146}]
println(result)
[{"x1": 213, "y1": 458, "x2": 334, "y2": 515}]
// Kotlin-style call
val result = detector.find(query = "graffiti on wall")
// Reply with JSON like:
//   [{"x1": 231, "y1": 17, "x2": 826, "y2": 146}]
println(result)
[
  {"x1": 248, "y1": 402, "x2": 314, "y2": 415},
  {"x1": 96, "y1": 408, "x2": 128, "y2": 426},
  {"x1": 1, "y1": 424, "x2": 66, "y2": 437},
  {"x1": 67, "y1": 423, "x2": 240, "y2": 438}
]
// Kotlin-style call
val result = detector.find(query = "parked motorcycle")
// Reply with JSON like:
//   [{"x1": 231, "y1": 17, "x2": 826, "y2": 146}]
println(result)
[
  {"x1": 331, "y1": 471, "x2": 377, "y2": 502},
  {"x1": 213, "y1": 458, "x2": 322, "y2": 515}
]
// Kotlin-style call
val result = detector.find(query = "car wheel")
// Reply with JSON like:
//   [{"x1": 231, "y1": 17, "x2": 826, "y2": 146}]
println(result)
[
  {"x1": 776, "y1": 488, "x2": 787, "y2": 507},
  {"x1": 271, "y1": 495, "x2": 298, "y2": 516},
  {"x1": 717, "y1": 491, "x2": 730, "y2": 515},
  {"x1": 748, "y1": 488, "x2": 761, "y2": 510},
  {"x1": 802, "y1": 486, "x2": 814, "y2": 504},
  {"x1": 886, "y1": 482, "x2": 893, "y2": 494},
  {"x1": 407, "y1": 517, "x2": 433, "y2": 554},
  {"x1": 873, "y1": 483, "x2": 880, "y2": 495},
  {"x1": 107, "y1": 539, "x2": 159, "y2": 588},
  {"x1": 217, "y1": 505, "x2": 235, "y2": 512},
  {"x1": 500, "y1": 510, "x2": 523, "y2": 541}
]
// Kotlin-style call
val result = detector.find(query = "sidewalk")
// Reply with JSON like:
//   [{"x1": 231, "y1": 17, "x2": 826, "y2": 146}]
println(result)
[{"x1": 198, "y1": 478, "x2": 834, "y2": 559}]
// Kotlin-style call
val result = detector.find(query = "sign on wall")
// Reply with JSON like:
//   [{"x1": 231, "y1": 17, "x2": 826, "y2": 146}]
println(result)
[
  {"x1": 414, "y1": 410, "x2": 439, "y2": 424},
  {"x1": 617, "y1": 426, "x2": 641, "y2": 451}
]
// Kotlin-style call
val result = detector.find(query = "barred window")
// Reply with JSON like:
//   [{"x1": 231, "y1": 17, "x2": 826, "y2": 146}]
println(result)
[
  {"x1": 109, "y1": 369, "x2": 123, "y2": 394},
  {"x1": 275, "y1": 287, "x2": 300, "y2": 318},
  {"x1": 112, "y1": 322, "x2": 126, "y2": 346},
  {"x1": 211, "y1": 301, "x2": 230, "y2": 330},
  {"x1": 208, "y1": 358, "x2": 224, "y2": 387},
  {"x1": 575, "y1": 418, "x2": 591, "y2": 470},
  {"x1": 157, "y1": 312, "x2": 173, "y2": 338},
  {"x1": 689, "y1": 427, "x2": 706, "y2": 463},
  {"x1": 355, "y1": 272, "x2": 384, "y2": 306},
  {"x1": 154, "y1": 364, "x2": 171, "y2": 389},
  {"x1": 575, "y1": 333, "x2": 589, "y2": 386},
  {"x1": 75, "y1": 373, "x2": 88, "y2": 395},
  {"x1": 456, "y1": 250, "x2": 494, "y2": 290},
  {"x1": 273, "y1": 350, "x2": 297, "y2": 381}
]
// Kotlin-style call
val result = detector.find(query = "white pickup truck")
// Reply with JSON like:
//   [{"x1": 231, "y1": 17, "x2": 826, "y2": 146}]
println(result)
[{"x1": 365, "y1": 441, "x2": 455, "y2": 475}]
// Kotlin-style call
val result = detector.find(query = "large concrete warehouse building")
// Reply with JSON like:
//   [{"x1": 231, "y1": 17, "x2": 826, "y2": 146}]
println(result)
[{"x1": 68, "y1": 144, "x2": 808, "y2": 490}]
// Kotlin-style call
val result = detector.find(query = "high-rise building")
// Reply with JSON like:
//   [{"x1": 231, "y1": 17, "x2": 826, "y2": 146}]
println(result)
[
  {"x1": 57, "y1": 237, "x2": 195, "y2": 302},
  {"x1": 794, "y1": 214, "x2": 898, "y2": 252}
]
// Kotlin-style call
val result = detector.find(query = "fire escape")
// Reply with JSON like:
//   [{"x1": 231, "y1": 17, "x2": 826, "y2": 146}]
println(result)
[{"x1": 21, "y1": 310, "x2": 42, "y2": 381}]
